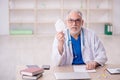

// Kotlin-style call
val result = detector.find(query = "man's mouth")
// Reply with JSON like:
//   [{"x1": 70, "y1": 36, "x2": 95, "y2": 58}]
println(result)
[{"x1": 71, "y1": 27, "x2": 77, "y2": 30}]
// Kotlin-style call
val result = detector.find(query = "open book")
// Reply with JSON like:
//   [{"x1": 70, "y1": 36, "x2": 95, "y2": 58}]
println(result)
[{"x1": 106, "y1": 68, "x2": 120, "y2": 74}]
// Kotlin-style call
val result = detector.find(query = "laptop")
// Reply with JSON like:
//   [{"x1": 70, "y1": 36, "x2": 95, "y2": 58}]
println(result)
[{"x1": 54, "y1": 72, "x2": 91, "y2": 80}]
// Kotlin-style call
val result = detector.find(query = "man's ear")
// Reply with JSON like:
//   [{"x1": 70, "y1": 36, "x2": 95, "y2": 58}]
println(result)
[{"x1": 82, "y1": 20, "x2": 84, "y2": 26}]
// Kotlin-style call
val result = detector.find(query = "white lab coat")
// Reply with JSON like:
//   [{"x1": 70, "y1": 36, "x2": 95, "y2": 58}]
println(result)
[{"x1": 52, "y1": 27, "x2": 107, "y2": 66}]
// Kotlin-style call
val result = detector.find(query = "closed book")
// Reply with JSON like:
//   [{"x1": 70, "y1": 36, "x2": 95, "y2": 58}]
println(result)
[
  {"x1": 20, "y1": 67, "x2": 44, "y2": 76},
  {"x1": 22, "y1": 73, "x2": 42, "y2": 80}
]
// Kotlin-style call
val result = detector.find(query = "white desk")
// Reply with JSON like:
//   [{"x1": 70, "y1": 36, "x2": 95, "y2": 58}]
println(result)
[{"x1": 16, "y1": 64, "x2": 120, "y2": 80}]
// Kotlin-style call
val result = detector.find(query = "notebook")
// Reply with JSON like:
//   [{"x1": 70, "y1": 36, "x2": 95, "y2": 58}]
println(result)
[{"x1": 54, "y1": 72, "x2": 91, "y2": 80}]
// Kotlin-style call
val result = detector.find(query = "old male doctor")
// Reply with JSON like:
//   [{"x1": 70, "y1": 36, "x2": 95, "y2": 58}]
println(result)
[{"x1": 52, "y1": 10, "x2": 107, "y2": 70}]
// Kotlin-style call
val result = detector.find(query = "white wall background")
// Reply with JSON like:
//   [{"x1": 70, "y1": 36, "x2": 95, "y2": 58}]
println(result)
[
  {"x1": 0, "y1": 0, "x2": 9, "y2": 35},
  {"x1": 113, "y1": 0, "x2": 120, "y2": 35},
  {"x1": 0, "y1": 0, "x2": 120, "y2": 35}
]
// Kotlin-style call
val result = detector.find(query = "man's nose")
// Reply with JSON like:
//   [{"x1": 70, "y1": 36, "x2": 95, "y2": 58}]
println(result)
[{"x1": 72, "y1": 21, "x2": 77, "y2": 26}]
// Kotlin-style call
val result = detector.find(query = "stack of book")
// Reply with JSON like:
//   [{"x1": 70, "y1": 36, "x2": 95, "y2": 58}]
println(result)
[{"x1": 20, "y1": 67, "x2": 44, "y2": 80}]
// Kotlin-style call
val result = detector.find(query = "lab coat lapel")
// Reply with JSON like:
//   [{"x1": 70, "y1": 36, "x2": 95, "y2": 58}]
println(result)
[
  {"x1": 81, "y1": 28, "x2": 91, "y2": 63},
  {"x1": 65, "y1": 29, "x2": 73, "y2": 65}
]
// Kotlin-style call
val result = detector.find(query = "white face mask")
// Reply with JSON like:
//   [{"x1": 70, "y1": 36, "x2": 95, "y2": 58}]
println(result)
[{"x1": 55, "y1": 19, "x2": 66, "y2": 32}]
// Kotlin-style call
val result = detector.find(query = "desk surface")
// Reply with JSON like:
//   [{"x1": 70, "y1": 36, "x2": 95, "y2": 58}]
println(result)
[{"x1": 16, "y1": 64, "x2": 120, "y2": 80}]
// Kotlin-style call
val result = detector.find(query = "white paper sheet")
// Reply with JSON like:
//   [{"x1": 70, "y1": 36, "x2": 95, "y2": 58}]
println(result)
[{"x1": 73, "y1": 65, "x2": 96, "y2": 73}]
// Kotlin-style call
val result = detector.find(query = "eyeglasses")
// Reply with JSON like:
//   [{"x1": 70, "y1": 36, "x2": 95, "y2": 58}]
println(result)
[{"x1": 68, "y1": 19, "x2": 81, "y2": 24}]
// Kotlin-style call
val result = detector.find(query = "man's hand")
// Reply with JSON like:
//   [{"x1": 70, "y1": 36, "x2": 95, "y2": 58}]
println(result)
[
  {"x1": 86, "y1": 61, "x2": 100, "y2": 70},
  {"x1": 56, "y1": 32, "x2": 65, "y2": 55}
]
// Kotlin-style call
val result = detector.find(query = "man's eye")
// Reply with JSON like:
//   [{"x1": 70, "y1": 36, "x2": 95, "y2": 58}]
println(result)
[
  {"x1": 76, "y1": 19, "x2": 80, "y2": 21},
  {"x1": 68, "y1": 19, "x2": 81, "y2": 23},
  {"x1": 69, "y1": 19, "x2": 74, "y2": 21}
]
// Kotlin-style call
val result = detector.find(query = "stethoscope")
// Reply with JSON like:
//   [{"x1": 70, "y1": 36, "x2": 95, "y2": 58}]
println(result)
[{"x1": 67, "y1": 28, "x2": 85, "y2": 47}]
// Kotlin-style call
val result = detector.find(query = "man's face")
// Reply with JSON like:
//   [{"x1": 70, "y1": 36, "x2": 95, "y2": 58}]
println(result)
[{"x1": 66, "y1": 12, "x2": 83, "y2": 35}]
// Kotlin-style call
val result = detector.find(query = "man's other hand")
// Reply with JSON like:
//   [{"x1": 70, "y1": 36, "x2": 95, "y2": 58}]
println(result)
[{"x1": 86, "y1": 61, "x2": 99, "y2": 70}]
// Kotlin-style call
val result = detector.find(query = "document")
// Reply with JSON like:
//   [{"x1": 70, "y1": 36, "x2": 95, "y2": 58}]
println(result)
[{"x1": 73, "y1": 65, "x2": 96, "y2": 73}]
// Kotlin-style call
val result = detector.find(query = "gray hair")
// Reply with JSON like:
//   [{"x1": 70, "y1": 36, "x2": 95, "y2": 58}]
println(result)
[{"x1": 65, "y1": 9, "x2": 83, "y2": 20}]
